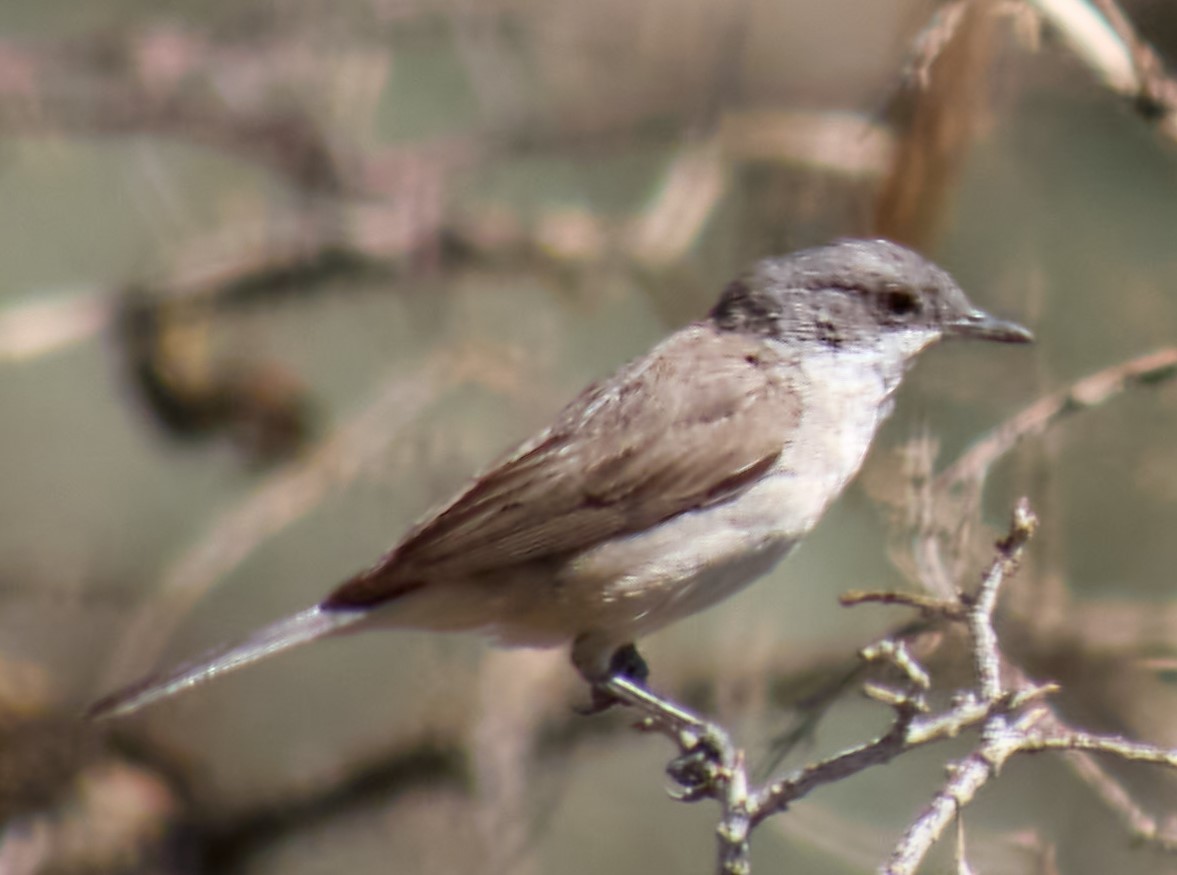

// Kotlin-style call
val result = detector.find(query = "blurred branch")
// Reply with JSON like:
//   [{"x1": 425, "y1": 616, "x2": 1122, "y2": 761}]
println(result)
[
  {"x1": 873, "y1": 347, "x2": 1177, "y2": 601},
  {"x1": 0, "y1": 30, "x2": 346, "y2": 193},
  {"x1": 882, "y1": 0, "x2": 1177, "y2": 246},
  {"x1": 98, "y1": 355, "x2": 455, "y2": 691},
  {"x1": 0, "y1": 26, "x2": 470, "y2": 272},
  {"x1": 875, "y1": 0, "x2": 999, "y2": 247},
  {"x1": 1060, "y1": 745, "x2": 1177, "y2": 852},
  {"x1": 901, "y1": 0, "x2": 972, "y2": 90},
  {"x1": 116, "y1": 288, "x2": 318, "y2": 463},
  {"x1": 1068, "y1": 598, "x2": 1177, "y2": 656},
  {"x1": 0, "y1": 103, "x2": 896, "y2": 369},
  {"x1": 0, "y1": 288, "x2": 111, "y2": 364},
  {"x1": 719, "y1": 109, "x2": 895, "y2": 176},
  {"x1": 1025, "y1": 0, "x2": 1177, "y2": 141},
  {"x1": 1025, "y1": 0, "x2": 1136, "y2": 92},
  {"x1": 0, "y1": 714, "x2": 181, "y2": 875},
  {"x1": 0, "y1": 239, "x2": 403, "y2": 366},
  {"x1": 937, "y1": 346, "x2": 1177, "y2": 496},
  {"x1": 199, "y1": 738, "x2": 466, "y2": 872}
]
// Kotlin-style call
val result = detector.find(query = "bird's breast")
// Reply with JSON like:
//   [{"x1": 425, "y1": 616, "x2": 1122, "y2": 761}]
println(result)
[
  {"x1": 551, "y1": 350, "x2": 900, "y2": 637},
  {"x1": 746, "y1": 347, "x2": 893, "y2": 531}
]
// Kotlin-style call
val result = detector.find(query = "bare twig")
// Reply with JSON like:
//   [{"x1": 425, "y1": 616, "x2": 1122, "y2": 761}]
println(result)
[
  {"x1": 592, "y1": 502, "x2": 1042, "y2": 873},
  {"x1": 886, "y1": 707, "x2": 1045, "y2": 875},
  {"x1": 603, "y1": 498, "x2": 1177, "y2": 874},
  {"x1": 840, "y1": 588, "x2": 966, "y2": 620},
  {"x1": 599, "y1": 675, "x2": 752, "y2": 873},
  {"x1": 883, "y1": 499, "x2": 1040, "y2": 874}
]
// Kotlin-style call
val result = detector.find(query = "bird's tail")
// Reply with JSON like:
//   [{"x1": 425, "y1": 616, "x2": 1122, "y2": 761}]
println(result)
[{"x1": 87, "y1": 605, "x2": 367, "y2": 720}]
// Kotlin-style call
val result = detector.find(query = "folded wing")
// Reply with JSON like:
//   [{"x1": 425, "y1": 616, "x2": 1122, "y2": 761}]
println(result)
[{"x1": 326, "y1": 324, "x2": 801, "y2": 606}]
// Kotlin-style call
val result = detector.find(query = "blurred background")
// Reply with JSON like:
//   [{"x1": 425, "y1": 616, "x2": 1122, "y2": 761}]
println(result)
[{"x1": 2, "y1": 0, "x2": 1177, "y2": 872}]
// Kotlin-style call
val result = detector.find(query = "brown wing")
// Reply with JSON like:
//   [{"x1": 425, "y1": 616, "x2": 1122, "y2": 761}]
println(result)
[{"x1": 325, "y1": 323, "x2": 801, "y2": 607}]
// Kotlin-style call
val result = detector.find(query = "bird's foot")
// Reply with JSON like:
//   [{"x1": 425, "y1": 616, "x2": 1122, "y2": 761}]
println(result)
[
  {"x1": 583, "y1": 645, "x2": 736, "y2": 801},
  {"x1": 665, "y1": 730, "x2": 731, "y2": 802}
]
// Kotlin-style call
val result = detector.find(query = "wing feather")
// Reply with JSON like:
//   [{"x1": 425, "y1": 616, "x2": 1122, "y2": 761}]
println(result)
[{"x1": 325, "y1": 323, "x2": 800, "y2": 606}]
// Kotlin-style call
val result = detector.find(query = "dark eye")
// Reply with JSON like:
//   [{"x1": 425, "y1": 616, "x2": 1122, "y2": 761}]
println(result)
[{"x1": 881, "y1": 288, "x2": 920, "y2": 317}]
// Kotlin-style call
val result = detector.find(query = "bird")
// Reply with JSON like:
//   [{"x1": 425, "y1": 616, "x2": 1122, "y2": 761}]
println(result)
[{"x1": 89, "y1": 238, "x2": 1032, "y2": 720}]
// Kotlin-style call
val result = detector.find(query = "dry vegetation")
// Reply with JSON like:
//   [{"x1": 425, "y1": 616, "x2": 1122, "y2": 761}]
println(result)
[{"x1": 2, "y1": 1, "x2": 1177, "y2": 873}]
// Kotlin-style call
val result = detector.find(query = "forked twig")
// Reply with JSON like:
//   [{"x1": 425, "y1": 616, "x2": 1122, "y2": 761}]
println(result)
[{"x1": 606, "y1": 499, "x2": 1177, "y2": 874}]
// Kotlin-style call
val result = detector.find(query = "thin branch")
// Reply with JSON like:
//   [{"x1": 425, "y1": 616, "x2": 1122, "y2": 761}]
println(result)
[
  {"x1": 840, "y1": 588, "x2": 966, "y2": 620},
  {"x1": 598, "y1": 496, "x2": 1177, "y2": 874},
  {"x1": 1026, "y1": 731, "x2": 1177, "y2": 768},
  {"x1": 884, "y1": 708, "x2": 1045, "y2": 875},
  {"x1": 874, "y1": 500, "x2": 1040, "y2": 874},
  {"x1": 1059, "y1": 749, "x2": 1177, "y2": 852},
  {"x1": 936, "y1": 347, "x2": 1177, "y2": 494}
]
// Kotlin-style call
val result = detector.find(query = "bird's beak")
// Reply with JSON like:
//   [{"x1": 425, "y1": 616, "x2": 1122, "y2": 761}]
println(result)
[{"x1": 947, "y1": 308, "x2": 1034, "y2": 344}]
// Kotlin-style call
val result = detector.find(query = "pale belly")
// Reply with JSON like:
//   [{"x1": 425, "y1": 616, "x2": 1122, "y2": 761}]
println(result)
[
  {"x1": 375, "y1": 473, "x2": 802, "y2": 656},
  {"x1": 374, "y1": 341, "x2": 907, "y2": 673},
  {"x1": 555, "y1": 477, "x2": 802, "y2": 641}
]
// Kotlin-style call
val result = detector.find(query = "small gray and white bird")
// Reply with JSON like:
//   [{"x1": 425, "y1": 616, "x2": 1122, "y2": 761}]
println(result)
[{"x1": 90, "y1": 239, "x2": 1031, "y2": 719}]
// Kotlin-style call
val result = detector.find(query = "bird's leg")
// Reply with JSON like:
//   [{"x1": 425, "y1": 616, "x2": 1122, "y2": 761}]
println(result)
[
  {"x1": 578, "y1": 643, "x2": 649, "y2": 714},
  {"x1": 588, "y1": 644, "x2": 737, "y2": 801},
  {"x1": 607, "y1": 641, "x2": 650, "y2": 684}
]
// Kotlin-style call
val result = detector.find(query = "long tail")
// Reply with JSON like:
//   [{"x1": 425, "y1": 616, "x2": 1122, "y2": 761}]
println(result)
[{"x1": 87, "y1": 606, "x2": 367, "y2": 720}]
